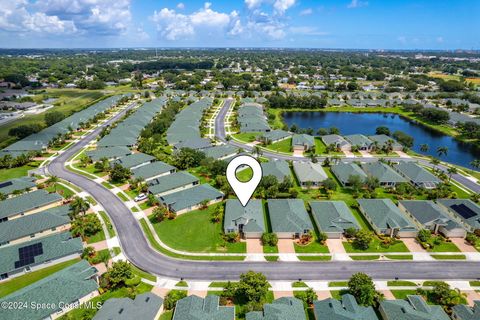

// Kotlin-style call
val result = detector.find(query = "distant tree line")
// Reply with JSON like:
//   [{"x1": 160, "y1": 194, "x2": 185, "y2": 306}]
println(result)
[{"x1": 266, "y1": 93, "x2": 328, "y2": 109}]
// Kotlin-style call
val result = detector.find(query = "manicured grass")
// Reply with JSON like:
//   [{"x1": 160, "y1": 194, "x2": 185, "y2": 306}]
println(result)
[
  {"x1": 152, "y1": 204, "x2": 246, "y2": 254},
  {"x1": 294, "y1": 240, "x2": 329, "y2": 254},
  {"x1": 85, "y1": 226, "x2": 106, "y2": 244},
  {"x1": 350, "y1": 255, "x2": 380, "y2": 260},
  {"x1": 233, "y1": 132, "x2": 261, "y2": 143},
  {"x1": 112, "y1": 247, "x2": 121, "y2": 256},
  {"x1": 236, "y1": 166, "x2": 253, "y2": 182},
  {"x1": 72, "y1": 163, "x2": 106, "y2": 177},
  {"x1": 176, "y1": 280, "x2": 188, "y2": 287},
  {"x1": 125, "y1": 189, "x2": 140, "y2": 199},
  {"x1": 266, "y1": 138, "x2": 292, "y2": 153},
  {"x1": 0, "y1": 259, "x2": 80, "y2": 298},
  {"x1": 328, "y1": 281, "x2": 348, "y2": 287},
  {"x1": 101, "y1": 181, "x2": 113, "y2": 189},
  {"x1": 391, "y1": 290, "x2": 418, "y2": 299},
  {"x1": 422, "y1": 281, "x2": 445, "y2": 287},
  {"x1": 431, "y1": 254, "x2": 466, "y2": 260},
  {"x1": 160, "y1": 311, "x2": 173, "y2": 320},
  {"x1": 265, "y1": 256, "x2": 279, "y2": 261},
  {"x1": 427, "y1": 241, "x2": 461, "y2": 252},
  {"x1": 387, "y1": 281, "x2": 418, "y2": 287},
  {"x1": 292, "y1": 281, "x2": 308, "y2": 288},
  {"x1": 297, "y1": 255, "x2": 331, "y2": 261},
  {"x1": 330, "y1": 290, "x2": 349, "y2": 300},
  {"x1": 385, "y1": 255, "x2": 414, "y2": 260},
  {"x1": 343, "y1": 238, "x2": 409, "y2": 253},
  {"x1": 209, "y1": 282, "x2": 238, "y2": 288},
  {"x1": 89, "y1": 249, "x2": 111, "y2": 265},
  {"x1": 0, "y1": 163, "x2": 40, "y2": 181},
  {"x1": 46, "y1": 183, "x2": 74, "y2": 198},
  {"x1": 86, "y1": 196, "x2": 98, "y2": 205},
  {"x1": 99, "y1": 211, "x2": 116, "y2": 237},
  {"x1": 131, "y1": 206, "x2": 139, "y2": 212},
  {"x1": 140, "y1": 202, "x2": 152, "y2": 210},
  {"x1": 470, "y1": 281, "x2": 480, "y2": 287},
  {"x1": 116, "y1": 192, "x2": 129, "y2": 201}
]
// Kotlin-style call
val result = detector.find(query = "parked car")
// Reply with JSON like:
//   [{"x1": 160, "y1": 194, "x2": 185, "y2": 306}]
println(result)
[{"x1": 134, "y1": 193, "x2": 147, "y2": 202}]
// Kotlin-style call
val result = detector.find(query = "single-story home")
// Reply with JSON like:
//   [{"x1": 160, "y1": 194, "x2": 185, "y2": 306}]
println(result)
[
  {"x1": 379, "y1": 295, "x2": 450, "y2": 320},
  {"x1": 398, "y1": 200, "x2": 466, "y2": 238},
  {"x1": 111, "y1": 152, "x2": 155, "y2": 170},
  {"x1": 246, "y1": 297, "x2": 305, "y2": 320},
  {"x1": 86, "y1": 146, "x2": 132, "y2": 162},
  {"x1": 173, "y1": 137, "x2": 212, "y2": 151},
  {"x1": 357, "y1": 199, "x2": 418, "y2": 238},
  {"x1": 267, "y1": 199, "x2": 314, "y2": 238},
  {"x1": 158, "y1": 184, "x2": 224, "y2": 215},
  {"x1": 173, "y1": 295, "x2": 235, "y2": 320},
  {"x1": 224, "y1": 199, "x2": 266, "y2": 238},
  {"x1": 321, "y1": 134, "x2": 351, "y2": 151},
  {"x1": 292, "y1": 134, "x2": 315, "y2": 151},
  {"x1": 0, "y1": 206, "x2": 71, "y2": 247},
  {"x1": 0, "y1": 189, "x2": 63, "y2": 222},
  {"x1": 452, "y1": 301, "x2": 480, "y2": 320},
  {"x1": 261, "y1": 160, "x2": 291, "y2": 182},
  {"x1": 368, "y1": 134, "x2": 403, "y2": 151},
  {"x1": 0, "y1": 260, "x2": 99, "y2": 320},
  {"x1": 292, "y1": 161, "x2": 328, "y2": 188},
  {"x1": 344, "y1": 134, "x2": 373, "y2": 151},
  {"x1": 203, "y1": 144, "x2": 238, "y2": 160},
  {"x1": 93, "y1": 293, "x2": 163, "y2": 320},
  {"x1": 393, "y1": 161, "x2": 442, "y2": 189},
  {"x1": 0, "y1": 176, "x2": 36, "y2": 197},
  {"x1": 436, "y1": 199, "x2": 480, "y2": 233},
  {"x1": 148, "y1": 172, "x2": 199, "y2": 197},
  {"x1": 331, "y1": 162, "x2": 367, "y2": 186},
  {"x1": 310, "y1": 201, "x2": 361, "y2": 238},
  {"x1": 361, "y1": 161, "x2": 407, "y2": 187},
  {"x1": 131, "y1": 161, "x2": 176, "y2": 182},
  {"x1": 0, "y1": 232, "x2": 83, "y2": 281},
  {"x1": 313, "y1": 294, "x2": 378, "y2": 320},
  {"x1": 261, "y1": 129, "x2": 291, "y2": 144}
]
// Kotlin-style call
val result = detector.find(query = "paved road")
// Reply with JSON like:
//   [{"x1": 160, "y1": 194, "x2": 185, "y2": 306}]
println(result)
[
  {"x1": 217, "y1": 99, "x2": 480, "y2": 194},
  {"x1": 47, "y1": 99, "x2": 480, "y2": 281}
]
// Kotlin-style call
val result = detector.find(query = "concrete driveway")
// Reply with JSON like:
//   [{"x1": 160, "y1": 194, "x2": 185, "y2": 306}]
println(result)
[
  {"x1": 278, "y1": 239, "x2": 298, "y2": 261},
  {"x1": 326, "y1": 239, "x2": 351, "y2": 261}
]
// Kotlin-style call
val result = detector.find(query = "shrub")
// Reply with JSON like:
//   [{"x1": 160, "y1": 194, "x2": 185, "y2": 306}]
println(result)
[{"x1": 261, "y1": 233, "x2": 278, "y2": 246}]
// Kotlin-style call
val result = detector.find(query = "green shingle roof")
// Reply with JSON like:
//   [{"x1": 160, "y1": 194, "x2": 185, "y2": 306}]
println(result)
[
  {"x1": 399, "y1": 200, "x2": 462, "y2": 231},
  {"x1": 86, "y1": 146, "x2": 132, "y2": 162},
  {"x1": 0, "y1": 205, "x2": 71, "y2": 243},
  {"x1": 0, "y1": 232, "x2": 82, "y2": 275},
  {"x1": 357, "y1": 199, "x2": 417, "y2": 232},
  {"x1": 361, "y1": 162, "x2": 407, "y2": 184},
  {"x1": 379, "y1": 295, "x2": 450, "y2": 320},
  {"x1": 224, "y1": 199, "x2": 265, "y2": 234},
  {"x1": 93, "y1": 293, "x2": 163, "y2": 320},
  {"x1": 331, "y1": 162, "x2": 367, "y2": 184},
  {"x1": 0, "y1": 260, "x2": 98, "y2": 320},
  {"x1": 173, "y1": 295, "x2": 235, "y2": 320},
  {"x1": 203, "y1": 144, "x2": 238, "y2": 159},
  {"x1": 393, "y1": 162, "x2": 441, "y2": 185},
  {"x1": 313, "y1": 294, "x2": 378, "y2": 320},
  {"x1": 246, "y1": 297, "x2": 305, "y2": 320},
  {"x1": 452, "y1": 301, "x2": 480, "y2": 320},
  {"x1": 0, "y1": 189, "x2": 63, "y2": 220},
  {"x1": 112, "y1": 153, "x2": 155, "y2": 169},
  {"x1": 174, "y1": 137, "x2": 212, "y2": 150},
  {"x1": 0, "y1": 176, "x2": 36, "y2": 196},
  {"x1": 293, "y1": 162, "x2": 328, "y2": 183},
  {"x1": 267, "y1": 199, "x2": 313, "y2": 233},
  {"x1": 261, "y1": 160, "x2": 291, "y2": 181},
  {"x1": 262, "y1": 129, "x2": 291, "y2": 142},
  {"x1": 158, "y1": 184, "x2": 223, "y2": 213},
  {"x1": 436, "y1": 199, "x2": 480, "y2": 230},
  {"x1": 345, "y1": 134, "x2": 372, "y2": 148},
  {"x1": 148, "y1": 172, "x2": 199, "y2": 196},
  {"x1": 310, "y1": 201, "x2": 360, "y2": 233},
  {"x1": 292, "y1": 134, "x2": 315, "y2": 148},
  {"x1": 321, "y1": 134, "x2": 351, "y2": 149},
  {"x1": 131, "y1": 161, "x2": 175, "y2": 180}
]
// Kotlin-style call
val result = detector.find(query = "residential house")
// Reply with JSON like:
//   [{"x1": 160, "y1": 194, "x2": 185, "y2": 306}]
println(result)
[
  {"x1": 246, "y1": 297, "x2": 305, "y2": 320},
  {"x1": 361, "y1": 161, "x2": 407, "y2": 187},
  {"x1": 86, "y1": 146, "x2": 132, "y2": 162},
  {"x1": 368, "y1": 134, "x2": 403, "y2": 151},
  {"x1": 357, "y1": 199, "x2": 418, "y2": 238},
  {"x1": 173, "y1": 137, "x2": 212, "y2": 151},
  {"x1": 313, "y1": 294, "x2": 378, "y2": 320},
  {"x1": 203, "y1": 145, "x2": 238, "y2": 160},
  {"x1": 393, "y1": 162, "x2": 442, "y2": 189},
  {"x1": 292, "y1": 134, "x2": 315, "y2": 151},
  {"x1": 344, "y1": 134, "x2": 373, "y2": 151},
  {"x1": 399, "y1": 200, "x2": 466, "y2": 238},
  {"x1": 261, "y1": 160, "x2": 291, "y2": 182},
  {"x1": 310, "y1": 201, "x2": 361, "y2": 238},
  {"x1": 0, "y1": 206, "x2": 72, "y2": 247},
  {"x1": 158, "y1": 184, "x2": 224, "y2": 215},
  {"x1": 452, "y1": 301, "x2": 480, "y2": 320},
  {"x1": 436, "y1": 199, "x2": 480, "y2": 232},
  {"x1": 93, "y1": 293, "x2": 163, "y2": 320},
  {"x1": 267, "y1": 199, "x2": 314, "y2": 238},
  {"x1": 379, "y1": 295, "x2": 450, "y2": 320},
  {"x1": 293, "y1": 161, "x2": 328, "y2": 188},
  {"x1": 261, "y1": 129, "x2": 291, "y2": 144},
  {"x1": 148, "y1": 172, "x2": 199, "y2": 197},
  {"x1": 224, "y1": 199, "x2": 266, "y2": 238},
  {"x1": 172, "y1": 295, "x2": 235, "y2": 320},
  {"x1": 0, "y1": 260, "x2": 99, "y2": 320},
  {"x1": 0, "y1": 176, "x2": 36, "y2": 197},
  {"x1": 321, "y1": 134, "x2": 351, "y2": 151},
  {"x1": 0, "y1": 189, "x2": 63, "y2": 223},
  {"x1": 131, "y1": 161, "x2": 176, "y2": 182},
  {"x1": 331, "y1": 162, "x2": 367, "y2": 186},
  {"x1": 111, "y1": 153, "x2": 155, "y2": 170},
  {"x1": 0, "y1": 232, "x2": 83, "y2": 281}
]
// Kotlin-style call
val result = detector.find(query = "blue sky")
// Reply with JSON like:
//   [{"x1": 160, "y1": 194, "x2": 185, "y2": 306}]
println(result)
[{"x1": 0, "y1": 0, "x2": 478, "y2": 49}]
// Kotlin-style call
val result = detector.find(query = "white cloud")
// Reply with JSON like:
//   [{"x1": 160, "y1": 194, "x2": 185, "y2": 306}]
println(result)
[
  {"x1": 347, "y1": 0, "x2": 368, "y2": 9},
  {"x1": 273, "y1": 0, "x2": 296, "y2": 15},
  {"x1": 299, "y1": 8, "x2": 313, "y2": 16},
  {"x1": 245, "y1": 0, "x2": 263, "y2": 10},
  {"x1": 289, "y1": 26, "x2": 328, "y2": 36},
  {"x1": 177, "y1": 2, "x2": 185, "y2": 10},
  {"x1": 436, "y1": 36, "x2": 444, "y2": 43}
]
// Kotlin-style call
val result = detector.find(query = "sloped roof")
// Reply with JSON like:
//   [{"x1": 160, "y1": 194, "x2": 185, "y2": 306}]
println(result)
[
  {"x1": 224, "y1": 199, "x2": 265, "y2": 233},
  {"x1": 436, "y1": 199, "x2": 480, "y2": 230},
  {"x1": 322, "y1": 134, "x2": 351, "y2": 148},
  {"x1": 452, "y1": 301, "x2": 480, "y2": 320},
  {"x1": 357, "y1": 199, "x2": 417, "y2": 232},
  {"x1": 393, "y1": 162, "x2": 441, "y2": 184},
  {"x1": 361, "y1": 162, "x2": 407, "y2": 184},
  {"x1": 111, "y1": 152, "x2": 155, "y2": 169},
  {"x1": 379, "y1": 295, "x2": 450, "y2": 320},
  {"x1": 131, "y1": 161, "x2": 175, "y2": 180},
  {"x1": 292, "y1": 134, "x2": 315, "y2": 147},
  {"x1": 331, "y1": 162, "x2": 367, "y2": 183},
  {"x1": 0, "y1": 176, "x2": 36, "y2": 196},
  {"x1": 262, "y1": 129, "x2": 291, "y2": 142},
  {"x1": 158, "y1": 184, "x2": 223, "y2": 213},
  {"x1": 0, "y1": 189, "x2": 63, "y2": 220},
  {"x1": 368, "y1": 134, "x2": 403, "y2": 148},
  {"x1": 313, "y1": 294, "x2": 378, "y2": 320},
  {"x1": 246, "y1": 297, "x2": 305, "y2": 320},
  {"x1": 293, "y1": 162, "x2": 328, "y2": 183},
  {"x1": 93, "y1": 293, "x2": 163, "y2": 320},
  {"x1": 148, "y1": 172, "x2": 199, "y2": 195},
  {"x1": 203, "y1": 144, "x2": 238, "y2": 159},
  {"x1": 261, "y1": 160, "x2": 291, "y2": 181},
  {"x1": 173, "y1": 295, "x2": 235, "y2": 320},
  {"x1": 399, "y1": 200, "x2": 462, "y2": 231},
  {"x1": 268, "y1": 199, "x2": 313, "y2": 233},
  {"x1": 310, "y1": 201, "x2": 360, "y2": 233},
  {"x1": 344, "y1": 134, "x2": 372, "y2": 148},
  {"x1": 86, "y1": 146, "x2": 132, "y2": 162}
]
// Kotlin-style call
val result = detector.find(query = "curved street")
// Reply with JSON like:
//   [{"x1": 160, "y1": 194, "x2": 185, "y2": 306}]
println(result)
[{"x1": 47, "y1": 99, "x2": 480, "y2": 281}]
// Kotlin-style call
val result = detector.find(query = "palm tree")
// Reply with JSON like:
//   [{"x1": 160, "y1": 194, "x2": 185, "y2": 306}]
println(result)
[
  {"x1": 470, "y1": 159, "x2": 480, "y2": 170},
  {"x1": 430, "y1": 158, "x2": 440, "y2": 172},
  {"x1": 447, "y1": 167, "x2": 458, "y2": 183},
  {"x1": 70, "y1": 196, "x2": 90, "y2": 217},
  {"x1": 46, "y1": 175, "x2": 59, "y2": 192},
  {"x1": 253, "y1": 145, "x2": 262, "y2": 157},
  {"x1": 420, "y1": 144, "x2": 429, "y2": 153},
  {"x1": 436, "y1": 146, "x2": 448, "y2": 158}
]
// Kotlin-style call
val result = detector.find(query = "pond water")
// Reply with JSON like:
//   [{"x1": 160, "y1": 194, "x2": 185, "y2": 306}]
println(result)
[{"x1": 283, "y1": 111, "x2": 480, "y2": 168}]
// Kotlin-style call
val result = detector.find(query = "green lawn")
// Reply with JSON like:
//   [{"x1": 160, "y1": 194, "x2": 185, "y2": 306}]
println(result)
[
  {"x1": 350, "y1": 255, "x2": 380, "y2": 260},
  {"x1": 266, "y1": 138, "x2": 292, "y2": 153},
  {"x1": 297, "y1": 255, "x2": 332, "y2": 261},
  {"x1": 101, "y1": 181, "x2": 113, "y2": 189},
  {"x1": 232, "y1": 132, "x2": 261, "y2": 143},
  {"x1": 292, "y1": 281, "x2": 308, "y2": 288},
  {"x1": 294, "y1": 240, "x2": 329, "y2": 254},
  {"x1": 160, "y1": 311, "x2": 173, "y2": 320},
  {"x1": 116, "y1": 192, "x2": 129, "y2": 201},
  {"x1": 0, "y1": 259, "x2": 80, "y2": 298},
  {"x1": 0, "y1": 163, "x2": 40, "y2": 181},
  {"x1": 236, "y1": 166, "x2": 253, "y2": 182},
  {"x1": 151, "y1": 204, "x2": 246, "y2": 254},
  {"x1": 176, "y1": 280, "x2": 188, "y2": 287},
  {"x1": 46, "y1": 183, "x2": 74, "y2": 199},
  {"x1": 99, "y1": 211, "x2": 116, "y2": 237},
  {"x1": 85, "y1": 226, "x2": 106, "y2": 244},
  {"x1": 72, "y1": 163, "x2": 107, "y2": 177},
  {"x1": 391, "y1": 290, "x2": 418, "y2": 299},
  {"x1": 330, "y1": 290, "x2": 349, "y2": 300},
  {"x1": 328, "y1": 281, "x2": 348, "y2": 287},
  {"x1": 431, "y1": 254, "x2": 466, "y2": 260},
  {"x1": 387, "y1": 281, "x2": 418, "y2": 287},
  {"x1": 427, "y1": 241, "x2": 460, "y2": 252},
  {"x1": 385, "y1": 255, "x2": 414, "y2": 260},
  {"x1": 343, "y1": 238, "x2": 410, "y2": 253}
]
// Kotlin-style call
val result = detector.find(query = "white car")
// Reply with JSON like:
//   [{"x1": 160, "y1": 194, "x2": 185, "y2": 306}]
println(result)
[{"x1": 134, "y1": 193, "x2": 147, "y2": 202}]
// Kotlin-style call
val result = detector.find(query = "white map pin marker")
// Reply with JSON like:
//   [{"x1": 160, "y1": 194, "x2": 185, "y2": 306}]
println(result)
[{"x1": 226, "y1": 155, "x2": 262, "y2": 207}]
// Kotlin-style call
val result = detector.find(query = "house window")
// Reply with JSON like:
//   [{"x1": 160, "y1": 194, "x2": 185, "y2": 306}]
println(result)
[{"x1": 0, "y1": 273, "x2": 8, "y2": 280}]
